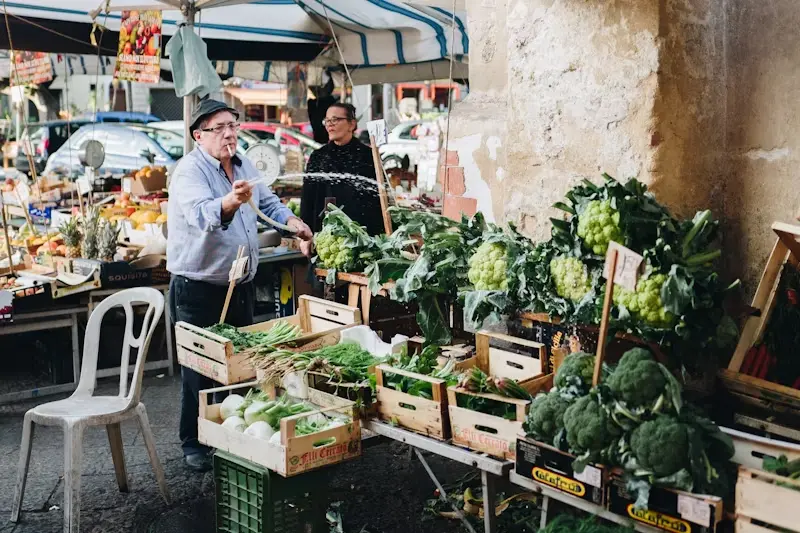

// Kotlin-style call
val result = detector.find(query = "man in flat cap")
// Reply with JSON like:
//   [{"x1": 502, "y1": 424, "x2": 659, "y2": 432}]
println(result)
[{"x1": 167, "y1": 98, "x2": 312, "y2": 472}]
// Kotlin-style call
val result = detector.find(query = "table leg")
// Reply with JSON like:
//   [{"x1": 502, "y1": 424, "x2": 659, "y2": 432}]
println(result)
[
  {"x1": 360, "y1": 286, "x2": 372, "y2": 326},
  {"x1": 539, "y1": 494, "x2": 550, "y2": 530},
  {"x1": 347, "y1": 284, "x2": 359, "y2": 307},
  {"x1": 163, "y1": 289, "x2": 174, "y2": 377},
  {"x1": 70, "y1": 313, "x2": 81, "y2": 384},
  {"x1": 414, "y1": 448, "x2": 477, "y2": 533},
  {"x1": 482, "y1": 470, "x2": 498, "y2": 533}
]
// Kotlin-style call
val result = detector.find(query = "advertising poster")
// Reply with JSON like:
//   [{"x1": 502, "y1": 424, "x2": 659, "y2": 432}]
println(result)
[
  {"x1": 115, "y1": 10, "x2": 162, "y2": 84},
  {"x1": 10, "y1": 51, "x2": 53, "y2": 86}
]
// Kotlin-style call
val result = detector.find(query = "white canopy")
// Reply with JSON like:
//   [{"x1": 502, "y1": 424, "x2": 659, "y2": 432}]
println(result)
[{"x1": 0, "y1": 1, "x2": 468, "y2": 79}]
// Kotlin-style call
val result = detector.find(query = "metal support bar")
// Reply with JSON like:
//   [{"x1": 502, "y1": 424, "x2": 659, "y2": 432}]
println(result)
[
  {"x1": 414, "y1": 449, "x2": 477, "y2": 533},
  {"x1": 481, "y1": 470, "x2": 498, "y2": 533}
]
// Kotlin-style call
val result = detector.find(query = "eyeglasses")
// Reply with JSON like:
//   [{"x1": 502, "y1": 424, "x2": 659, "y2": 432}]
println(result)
[
  {"x1": 198, "y1": 122, "x2": 241, "y2": 135},
  {"x1": 322, "y1": 117, "x2": 350, "y2": 126}
]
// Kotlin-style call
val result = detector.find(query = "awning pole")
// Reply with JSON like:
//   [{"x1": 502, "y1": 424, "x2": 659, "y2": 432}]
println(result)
[{"x1": 181, "y1": 0, "x2": 196, "y2": 156}]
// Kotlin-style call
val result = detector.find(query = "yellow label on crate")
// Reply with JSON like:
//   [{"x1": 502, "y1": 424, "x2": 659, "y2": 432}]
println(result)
[
  {"x1": 626, "y1": 504, "x2": 691, "y2": 533},
  {"x1": 532, "y1": 467, "x2": 586, "y2": 497}
]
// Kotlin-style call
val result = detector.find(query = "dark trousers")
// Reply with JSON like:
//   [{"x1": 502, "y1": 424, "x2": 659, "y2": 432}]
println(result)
[{"x1": 169, "y1": 275, "x2": 254, "y2": 457}]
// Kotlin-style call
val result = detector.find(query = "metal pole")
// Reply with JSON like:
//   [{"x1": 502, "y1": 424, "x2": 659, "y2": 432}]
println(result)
[{"x1": 181, "y1": 1, "x2": 195, "y2": 156}]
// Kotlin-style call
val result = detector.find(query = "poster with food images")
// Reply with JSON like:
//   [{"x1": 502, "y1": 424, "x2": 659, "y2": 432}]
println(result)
[
  {"x1": 10, "y1": 51, "x2": 53, "y2": 86},
  {"x1": 114, "y1": 10, "x2": 162, "y2": 84}
]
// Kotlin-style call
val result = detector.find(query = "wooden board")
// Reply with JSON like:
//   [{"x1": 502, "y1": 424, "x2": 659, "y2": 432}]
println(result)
[
  {"x1": 723, "y1": 426, "x2": 800, "y2": 471},
  {"x1": 176, "y1": 295, "x2": 361, "y2": 385},
  {"x1": 736, "y1": 467, "x2": 800, "y2": 533},
  {"x1": 477, "y1": 331, "x2": 548, "y2": 381},
  {"x1": 198, "y1": 382, "x2": 361, "y2": 477}
]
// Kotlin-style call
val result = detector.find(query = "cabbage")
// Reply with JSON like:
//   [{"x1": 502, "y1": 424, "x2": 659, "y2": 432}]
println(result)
[
  {"x1": 244, "y1": 421, "x2": 275, "y2": 440},
  {"x1": 221, "y1": 415, "x2": 246, "y2": 433},
  {"x1": 220, "y1": 394, "x2": 246, "y2": 421}
]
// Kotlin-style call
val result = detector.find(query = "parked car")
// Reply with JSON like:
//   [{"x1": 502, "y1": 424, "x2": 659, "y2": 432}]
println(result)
[
  {"x1": 149, "y1": 120, "x2": 261, "y2": 156},
  {"x1": 76, "y1": 111, "x2": 161, "y2": 123},
  {"x1": 43, "y1": 123, "x2": 182, "y2": 176},
  {"x1": 377, "y1": 121, "x2": 430, "y2": 171}
]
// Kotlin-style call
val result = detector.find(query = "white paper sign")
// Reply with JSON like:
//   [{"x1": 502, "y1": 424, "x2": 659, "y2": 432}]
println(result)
[
  {"x1": 367, "y1": 119, "x2": 388, "y2": 147},
  {"x1": 15, "y1": 181, "x2": 30, "y2": 204},
  {"x1": 122, "y1": 177, "x2": 132, "y2": 194},
  {"x1": 573, "y1": 464, "x2": 602, "y2": 488},
  {"x1": 76, "y1": 177, "x2": 91, "y2": 196},
  {"x1": 228, "y1": 256, "x2": 249, "y2": 282},
  {"x1": 677, "y1": 494, "x2": 712, "y2": 527},
  {"x1": 602, "y1": 241, "x2": 643, "y2": 292}
]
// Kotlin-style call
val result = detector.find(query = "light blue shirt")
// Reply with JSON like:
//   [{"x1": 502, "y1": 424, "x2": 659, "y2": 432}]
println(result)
[{"x1": 167, "y1": 146, "x2": 292, "y2": 285}]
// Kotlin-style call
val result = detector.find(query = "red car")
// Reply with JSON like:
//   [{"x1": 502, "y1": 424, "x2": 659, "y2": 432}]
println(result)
[{"x1": 239, "y1": 122, "x2": 321, "y2": 152}]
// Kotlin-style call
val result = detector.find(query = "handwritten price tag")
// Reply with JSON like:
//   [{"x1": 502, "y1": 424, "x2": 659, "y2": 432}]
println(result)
[
  {"x1": 602, "y1": 241, "x2": 643, "y2": 291},
  {"x1": 76, "y1": 177, "x2": 91, "y2": 196},
  {"x1": 122, "y1": 177, "x2": 132, "y2": 194},
  {"x1": 228, "y1": 256, "x2": 249, "y2": 282},
  {"x1": 367, "y1": 119, "x2": 388, "y2": 146}
]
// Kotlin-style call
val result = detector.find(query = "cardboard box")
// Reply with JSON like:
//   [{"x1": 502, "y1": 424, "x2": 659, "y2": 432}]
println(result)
[
  {"x1": 515, "y1": 437, "x2": 608, "y2": 506},
  {"x1": 608, "y1": 474, "x2": 722, "y2": 533},
  {"x1": 123, "y1": 172, "x2": 167, "y2": 195},
  {"x1": 71, "y1": 255, "x2": 168, "y2": 289}
]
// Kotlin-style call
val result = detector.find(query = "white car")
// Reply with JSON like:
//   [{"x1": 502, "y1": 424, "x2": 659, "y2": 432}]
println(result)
[{"x1": 377, "y1": 121, "x2": 433, "y2": 171}]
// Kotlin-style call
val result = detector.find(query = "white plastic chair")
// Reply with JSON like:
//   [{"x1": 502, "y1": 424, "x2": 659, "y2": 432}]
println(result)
[{"x1": 10, "y1": 287, "x2": 171, "y2": 533}]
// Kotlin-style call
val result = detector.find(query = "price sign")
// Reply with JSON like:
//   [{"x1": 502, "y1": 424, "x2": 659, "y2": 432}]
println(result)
[
  {"x1": 367, "y1": 119, "x2": 388, "y2": 147},
  {"x1": 602, "y1": 241, "x2": 643, "y2": 291},
  {"x1": 28, "y1": 204, "x2": 52, "y2": 223},
  {"x1": 228, "y1": 255, "x2": 249, "y2": 282},
  {"x1": 122, "y1": 177, "x2": 132, "y2": 194},
  {"x1": 76, "y1": 177, "x2": 91, "y2": 196}
]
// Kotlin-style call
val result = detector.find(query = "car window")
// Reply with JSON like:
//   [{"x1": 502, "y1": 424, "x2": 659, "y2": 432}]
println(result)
[
  {"x1": 397, "y1": 125, "x2": 417, "y2": 140},
  {"x1": 141, "y1": 128, "x2": 183, "y2": 159},
  {"x1": 245, "y1": 129, "x2": 275, "y2": 141}
]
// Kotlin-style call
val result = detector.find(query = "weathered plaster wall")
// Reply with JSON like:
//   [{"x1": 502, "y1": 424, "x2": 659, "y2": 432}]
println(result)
[{"x1": 444, "y1": 0, "x2": 800, "y2": 295}]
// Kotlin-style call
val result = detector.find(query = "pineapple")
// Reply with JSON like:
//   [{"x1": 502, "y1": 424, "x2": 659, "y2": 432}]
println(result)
[
  {"x1": 98, "y1": 219, "x2": 120, "y2": 262},
  {"x1": 59, "y1": 218, "x2": 82, "y2": 259},
  {"x1": 81, "y1": 206, "x2": 101, "y2": 260}
]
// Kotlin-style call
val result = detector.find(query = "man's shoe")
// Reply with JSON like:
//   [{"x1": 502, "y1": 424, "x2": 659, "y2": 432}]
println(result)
[{"x1": 185, "y1": 453, "x2": 212, "y2": 472}]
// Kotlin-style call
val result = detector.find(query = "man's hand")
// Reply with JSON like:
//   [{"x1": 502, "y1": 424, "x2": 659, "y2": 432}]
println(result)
[
  {"x1": 299, "y1": 239, "x2": 314, "y2": 258},
  {"x1": 221, "y1": 180, "x2": 252, "y2": 219},
  {"x1": 287, "y1": 217, "x2": 312, "y2": 240}
]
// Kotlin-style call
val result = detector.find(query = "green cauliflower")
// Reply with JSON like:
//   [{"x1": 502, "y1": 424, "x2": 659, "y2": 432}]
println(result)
[
  {"x1": 563, "y1": 394, "x2": 620, "y2": 454},
  {"x1": 613, "y1": 273, "x2": 675, "y2": 328},
  {"x1": 550, "y1": 256, "x2": 593, "y2": 302},
  {"x1": 315, "y1": 230, "x2": 352, "y2": 270},
  {"x1": 630, "y1": 416, "x2": 690, "y2": 477},
  {"x1": 467, "y1": 241, "x2": 508, "y2": 290},
  {"x1": 577, "y1": 199, "x2": 623, "y2": 255},
  {"x1": 554, "y1": 352, "x2": 595, "y2": 391},
  {"x1": 607, "y1": 348, "x2": 666, "y2": 410},
  {"x1": 524, "y1": 391, "x2": 572, "y2": 442}
]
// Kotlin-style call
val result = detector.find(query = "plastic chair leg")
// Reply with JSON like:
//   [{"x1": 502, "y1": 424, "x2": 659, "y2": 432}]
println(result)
[
  {"x1": 63, "y1": 422, "x2": 84, "y2": 533},
  {"x1": 106, "y1": 422, "x2": 128, "y2": 493},
  {"x1": 10, "y1": 412, "x2": 34, "y2": 523},
  {"x1": 136, "y1": 403, "x2": 171, "y2": 504}
]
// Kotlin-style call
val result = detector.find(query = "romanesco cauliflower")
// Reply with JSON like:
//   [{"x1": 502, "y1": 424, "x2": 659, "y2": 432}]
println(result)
[
  {"x1": 467, "y1": 242, "x2": 508, "y2": 290},
  {"x1": 577, "y1": 200, "x2": 623, "y2": 255},
  {"x1": 550, "y1": 256, "x2": 593, "y2": 302},
  {"x1": 315, "y1": 230, "x2": 352, "y2": 270},
  {"x1": 612, "y1": 273, "x2": 675, "y2": 328}
]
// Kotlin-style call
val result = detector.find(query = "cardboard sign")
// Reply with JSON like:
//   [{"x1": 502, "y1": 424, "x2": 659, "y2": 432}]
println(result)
[
  {"x1": 367, "y1": 119, "x2": 388, "y2": 146},
  {"x1": 114, "y1": 10, "x2": 162, "y2": 84},
  {"x1": 602, "y1": 241, "x2": 643, "y2": 291},
  {"x1": 76, "y1": 177, "x2": 91, "y2": 196},
  {"x1": 229, "y1": 256, "x2": 249, "y2": 282},
  {"x1": 10, "y1": 51, "x2": 53, "y2": 86}
]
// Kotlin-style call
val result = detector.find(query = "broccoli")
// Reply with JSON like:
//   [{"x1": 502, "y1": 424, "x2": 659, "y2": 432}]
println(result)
[
  {"x1": 607, "y1": 348, "x2": 666, "y2": 409},
  {"x1": 563, "y1": 394, "x2": 620, "y2": 455},
  {"x1": 550, "y1": 256, "x2": 593, "y2": 302},
  {"x1": 576, "y1": 199, "x2": 624, "y2": 255},
  {"x1": 524, "y1": 391, "x2": 571, "y2": 443},
  {"x1": 554, "y1": 352, "x2": 595, "y2": 392},
  {"x1": 630, "y1": 416, "x2": 690, "y2": 478},
  {"x1": 467, "y1": 241, "x2": 508, "y2": 290},
  {"x1": 613, "y1": 273, "x2": 675, "y2": 328}
]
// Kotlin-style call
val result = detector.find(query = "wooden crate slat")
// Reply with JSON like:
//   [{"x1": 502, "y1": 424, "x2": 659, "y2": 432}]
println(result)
[
  {"x1": 174, "y1": 322, "x2": 232, "y2": 364},
  {"x1": 719, "y1": 369, "x2": 800, "y2": 411},
  {"x1": 735, "y1": 519, "x2": 778, "y2": 533},
  {"x1": 303, "y1": 295, "x2": 361, "y2": 327},
  {"x1": 376, "y1": 386, "x2": 448, "y2": 439},
  {"x1": 736, "y1": 467, "x2": 800, "y2": 533},
  {"x1": 448, "y1": 404, "x2": 522, "y2": 460}
]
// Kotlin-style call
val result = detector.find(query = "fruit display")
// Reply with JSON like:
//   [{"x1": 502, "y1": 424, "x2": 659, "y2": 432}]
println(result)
[
  {"x1": 80, "y1": 206, "x2": 101, "y2": 260},
  {"x1": 98, "y1": 219, "x2": 120, "y2": 262},
  {"x1": 133, "y1": 165, "x2": 167, "y2": 183},
  {"x1": 59, "y1": 218, "x2": 82, "y2": 259},
  {"x1": 2, "y1": 177, "x2": 15, "y2": 193}
]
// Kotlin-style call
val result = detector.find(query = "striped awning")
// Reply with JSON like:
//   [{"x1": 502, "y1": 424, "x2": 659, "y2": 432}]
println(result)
[{"x1": 0, "y1": 1, "x2": 468, "y2": 74}]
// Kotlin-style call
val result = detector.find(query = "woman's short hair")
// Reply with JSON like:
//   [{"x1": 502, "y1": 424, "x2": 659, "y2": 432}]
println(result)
[{"x1": 328, "y1": 103, "x2": 357, "y2": 132}]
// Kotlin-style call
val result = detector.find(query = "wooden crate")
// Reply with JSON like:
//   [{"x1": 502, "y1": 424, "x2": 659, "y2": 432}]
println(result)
[
  {"x1": 719, "y1": 223, "x2": 800, "y2": 415},
  {"x1": 175, "y1": 295, "x2": 361, "y2": 385},
  {"x1": 198, "y1": 381, "x2": 361, "y2": 477},
  {"x1": 448, "y1": 330, "x2": 553, "y2": 460},
  {"x1": 736, "y1": 466, "x2": 800, "y2": 533}
]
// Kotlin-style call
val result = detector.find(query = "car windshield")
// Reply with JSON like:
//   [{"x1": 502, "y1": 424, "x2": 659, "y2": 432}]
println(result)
[{"x1": 138, "y1": 128, "x2": 184, "y2": 159}]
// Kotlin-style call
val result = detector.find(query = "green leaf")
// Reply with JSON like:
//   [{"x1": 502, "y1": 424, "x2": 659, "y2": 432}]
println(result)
[
  {"x1": 661, "y1": 266, "x2": 693, "y2": 314},
  {"x1": 416, "y1": 295, "x2": 451, "y2": 346},
  {"x1": 552, "y1": 202, "x2": 576, "y2": 215}
]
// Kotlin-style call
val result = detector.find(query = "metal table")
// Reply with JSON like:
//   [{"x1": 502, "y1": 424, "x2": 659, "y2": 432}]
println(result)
[
  {"x1": 364, "y1": 420, "x2": 513, "y2": 533},
  {"x1": 86, "y1": 284, "x2": 174, "y2": 379},
  {"x1": 0, "y1": 305, "x2": 86, "y2": 404},
  {"x1": 508, "y1": 472, "x2": 661, "y2": 533}
]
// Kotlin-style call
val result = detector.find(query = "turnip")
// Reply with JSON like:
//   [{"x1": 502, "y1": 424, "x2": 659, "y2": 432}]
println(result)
[
  {"x1": 244, "y1": 421, "x2": 275, "y2": 440},
  {"x1": 221, "y1": 416, "x2": 246, "y2": 433},
  {"x1": 219, "y1": 394, "x2": 245, "y2": 421},
  {"x1": 269, "y1": 431, "x2": 282, "y2": 445}
]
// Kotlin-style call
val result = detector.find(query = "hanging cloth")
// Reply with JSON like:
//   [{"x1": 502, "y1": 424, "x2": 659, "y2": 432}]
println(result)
[{"x1": 164, "y1": 25, "x2": 223, "y2": 99}]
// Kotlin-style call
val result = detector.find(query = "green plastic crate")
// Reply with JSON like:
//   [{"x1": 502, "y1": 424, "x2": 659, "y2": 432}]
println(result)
[{"x1": 214, "y1": 451, "x2": 327, "y2": 533}]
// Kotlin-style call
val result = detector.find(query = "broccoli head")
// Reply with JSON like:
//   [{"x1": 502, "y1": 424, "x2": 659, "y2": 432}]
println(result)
[
  {"x1": 607, "y1": 348, "x2": 666, "y2": 409},
  {"x1": 630, "y1": 416, "x2": 689, "y2": 477},
  {"x1": 563, "y1": 394, "x2": 620, "y2": 454},
  {"x1": 524, "y1": 391, "x2": 571, "y2": 442},
  {"x1": 554, "y1": 352, "x2": 595, "y2": 391}
]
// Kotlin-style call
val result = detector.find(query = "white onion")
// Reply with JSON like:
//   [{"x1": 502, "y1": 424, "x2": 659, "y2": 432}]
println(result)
[
  {"x1": 244, "y1": 421, "x2": 275, "y2": 440},
  {"x1": 269, "y1": 431, "x2": 282, "y2": 445},
  {"x1": 221, "y1": 416, "x2": 246, "y2": 433},
  {"x1": 219, "y1": 394, "x2": 245, "y2": 421},
  {"x1": 243, "y1": 401, "x2": 269, "y2": 426}
]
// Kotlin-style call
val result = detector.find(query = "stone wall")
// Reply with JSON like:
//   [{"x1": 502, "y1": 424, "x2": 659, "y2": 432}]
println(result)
[{"x1": 443, "y1": 0, "x2": 800, "y2": 296}]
